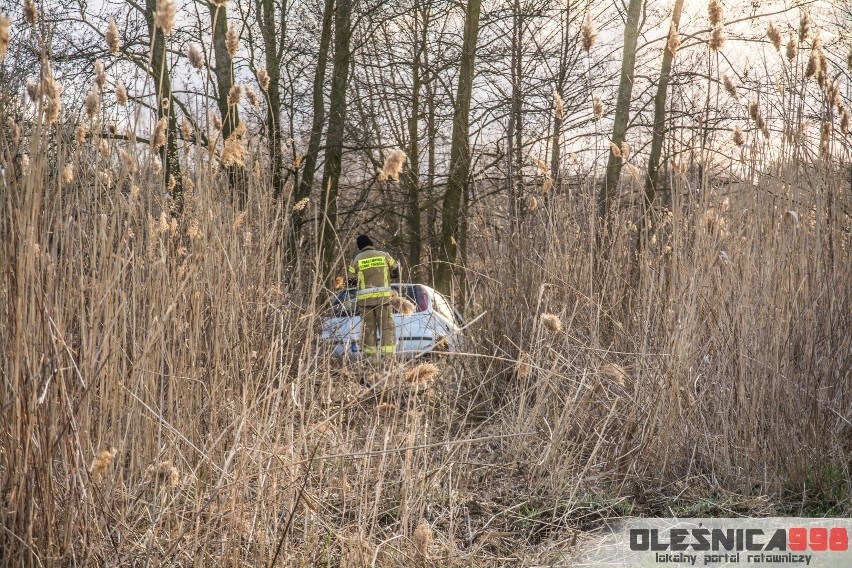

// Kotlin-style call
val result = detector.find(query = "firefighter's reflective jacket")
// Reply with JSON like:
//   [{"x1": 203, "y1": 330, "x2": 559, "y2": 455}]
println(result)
[{"x1": 347, "y1": 246, "x2": 397, "y2": 305}]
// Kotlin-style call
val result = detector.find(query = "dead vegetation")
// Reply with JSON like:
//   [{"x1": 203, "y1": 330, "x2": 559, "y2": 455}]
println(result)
[{"x1": 1, "y1": 2, "x2": 851, "y2": 566}]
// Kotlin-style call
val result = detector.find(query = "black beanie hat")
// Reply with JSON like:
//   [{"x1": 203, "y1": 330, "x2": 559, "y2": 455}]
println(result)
[{"x1": 356, "y1": 234, "x2": 373, "y2": 250}]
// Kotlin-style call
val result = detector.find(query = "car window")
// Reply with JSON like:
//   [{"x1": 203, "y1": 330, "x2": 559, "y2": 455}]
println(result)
[
  {"x1": 393, "y1": 285, "x2": 426, "y2": 312},
  {"x1": 431, "y1": 292, "x2": 456, "y2": 324},
  {"x1": 331, "y1": 289, "x2": 359, "y2": 316}
]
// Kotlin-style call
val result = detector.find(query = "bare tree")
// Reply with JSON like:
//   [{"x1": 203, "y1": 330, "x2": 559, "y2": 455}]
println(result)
[
  {"x1": 435, "y1": 0, "x2": 482, "y2": 295},
  {"x1": 599, "y1": 0, "x2": 643, "y2": 244},
  {"x1": 644, "y1": 0, "x2": 684, "y2": 222},
  {"x1": 319, "y1": 0, "x2": 353, "y2": 279},
  {"x1": 144, "y1": 0, "x2": 184, "y2": 212},
  {"x1": 293, "y1": 0, "x2": 334, "y2": 266}
]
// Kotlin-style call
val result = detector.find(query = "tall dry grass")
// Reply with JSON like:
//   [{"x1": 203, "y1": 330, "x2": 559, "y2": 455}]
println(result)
[
  {"x1": 2, "y1": 116, "x2": 849, "y2": 565},
  {"x1": 1, "y1": 13, "x2": 851, "y2": 568}
]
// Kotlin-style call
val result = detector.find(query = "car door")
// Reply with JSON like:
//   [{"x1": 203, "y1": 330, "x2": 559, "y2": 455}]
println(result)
[
  {"x1": 393, "y1": 284, "x2": 435, "y2": 353},
  {"x1": 321, "y1": 289, "x2": 361, "y2": 350}
]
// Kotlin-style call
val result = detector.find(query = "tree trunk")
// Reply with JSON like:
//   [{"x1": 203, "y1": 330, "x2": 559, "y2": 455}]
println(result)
[
  {"x1": 145, "y1": 0, "x2": 183, "y2": 214},
  {"x1": 510, "y1": 0, "x2": 524, "y2": 232},
  {"x1": 599, "y1": 0, "x2": 643, "y2": 243},
  {"x1": 319, "y1": 0, "x2": 352, "y2": 281},
  {"x1": 550, "y1": 1, "x2": 578, "y2": 198},
  {"x1": 405, "y1": 1, "x2": 425, "y2": 278},
  {"x1": 435, "y1": 0, "x2": 482, "y2": 296},
  {"x1": 292, "y1": 0, "x2": 334, "y2": 265},
  {"x1": 644, "y1": 0, "x2": 684, "y2": 212},
  {"x1": 208, "y1": 3, "x2": 246, "y2": 206},
  {"x1": 258, "y1": 0, "x2": 284, "y2": 200}
]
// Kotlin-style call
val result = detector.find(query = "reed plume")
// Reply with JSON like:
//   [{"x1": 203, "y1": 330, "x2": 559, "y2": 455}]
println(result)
[
  {"x1": 540, "y1": 313, "x2": 563, "y2": 333},
  {"x1": 188, "y1": 44, "x2": 205, "y2": 69},
  {"x1": 767, "y1": 21, "x2": 782, "y2": 51},
  {"x1": 221, "y1": 123, "x2": 247, "y2": 167},
  {"x1": 106, "y1": 17, "x2": 120, "y2": 53},
  {"x1": 581, "y1": 12, "x2": 598, "y2": 52},
  {"x1": 708, "y1": 0, "x2": 723, "y2": 26},
  {"x1": 226, "y1": 24, "x2": 239, "y2": 57},
  {"x1": 379, "y1": 149, "x2": 407, "y2": 181},
  {"x1": 152, "y1": 117, "x2": 168, "y2": 149},
  {"x1": 24, "y1": 0, "x2": 37, "y2": 25},
  {"x1": 667, "y1": 25, "x2": 680, "y2": 57},
  {"x1": 553, "y1": 90, "x2": 564, "y2": 120},
  {"x1": 404, "y1": 363, "x2": 440, "y2": 387},
  {"x1": 722, "y1": 73, "x2": 737, "y2": 98},
  {"x1": 732, "y1": 125, "x2": 745, "y2": 146},
  {"x1": 0, "y1": 15, "x2": 10, "y2": 61},
  {"x1": 799, "y1": 9, "x2": 810, "y2": 42},
  {"x1": 593, "y1": 95, "x2": 604, "y2": 120},
  {"x1": 94, "y1": 59, "x2": 106, "y2": 89},
  {"x1": 155, "y1": 0, "x2": 176, "y2": 35},
  {"x1": 115, "y1": 81, "x2": 128, "y2": 106},
  {"x1": 228, "y1": 85, "x2": 242, "y2": 106},
  {"x1": 786, "y1": 34, "x2": 798, "y2": 62},
  {"x1": 257, "y1": 68, "x2": 270, "y2": 91}
]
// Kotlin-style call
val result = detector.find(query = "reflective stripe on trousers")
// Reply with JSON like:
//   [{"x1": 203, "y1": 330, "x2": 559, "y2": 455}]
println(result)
[{"x1": 362, "y1": 345, "x2": 395, "y2": 356}]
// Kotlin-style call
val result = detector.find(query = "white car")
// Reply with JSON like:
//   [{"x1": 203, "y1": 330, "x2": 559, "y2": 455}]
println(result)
[{"x1": 321, "y1": 283, "x2": 465, "y2": 357}]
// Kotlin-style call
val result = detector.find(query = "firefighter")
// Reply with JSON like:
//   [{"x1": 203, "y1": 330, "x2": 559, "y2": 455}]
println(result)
[{"x1": 347, "y1": 235, "x2": 399, "y2": 357}]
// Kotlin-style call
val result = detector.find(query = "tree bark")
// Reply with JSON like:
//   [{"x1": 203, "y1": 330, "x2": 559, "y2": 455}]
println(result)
[
  {"x1": 550, "y1": 1, "x2": 579, "y2": 197},
  {"x1": 292, "y1": 0, "x2": 334, "y2": 265},
  {"x1": 435, "y1": 0, "x2": 482, "y2": 296},
  {"x1": 599, "y1": 0, "x2": 643, "y2": 242},
  {"x1": 405, "y1": 1, "x2": 425, "y2": 278},
  {"x1": 644, "y1": 0, "x2": 684, "y2": 213},
  {"x1": 510, "y1": 0, "x2": 524, "y2": 232},
  {"x1": 257, "y1": 0, "x2": 284, "y2": 200},
  {"x1": 145, "y1": 0, "x2": 183, "y2": 214},
  {"x1": 319, "y1": 0, "x2": 352, "y2": 281},
  {"x1": 208, "y1": 2, "x2": 246, "y2": 206}
]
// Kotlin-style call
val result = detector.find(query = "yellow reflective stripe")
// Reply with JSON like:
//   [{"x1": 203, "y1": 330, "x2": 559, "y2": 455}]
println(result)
[
  {"x1": 357, "y1": 290, "x2": 392, "y2": 299},
  {"x1": 380, "y1": 345, "x2": 395, "y2": 354},
  {"x1": 347, "y1": 266, "x2": 356, "y2": 274},
  {"x1": 362, "y1": 345, "x2": 377, "y2": 355},
  {"x1": 357, "y1": 256, "x2": 387, "y2": 270}
]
